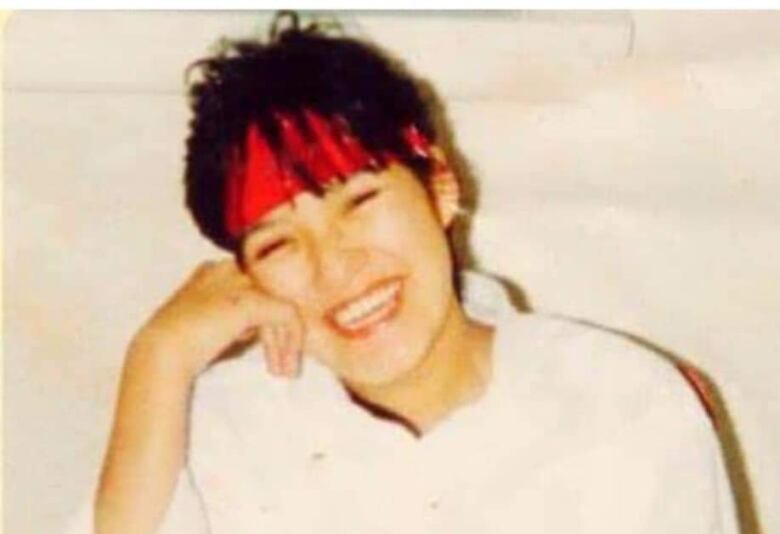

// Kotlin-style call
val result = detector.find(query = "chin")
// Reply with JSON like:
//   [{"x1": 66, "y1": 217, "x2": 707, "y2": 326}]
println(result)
[
  {"x1": 319, "y1": 271, "x2": 454, "y2": 386},
  {"x1": 356, "y1": 349, "x2": 423, "y2": 385}
]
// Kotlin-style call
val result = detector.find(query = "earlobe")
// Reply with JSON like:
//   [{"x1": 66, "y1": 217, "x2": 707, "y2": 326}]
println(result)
[{"x1": 428, "y1": 146, "x2": 461, "y2": 228}]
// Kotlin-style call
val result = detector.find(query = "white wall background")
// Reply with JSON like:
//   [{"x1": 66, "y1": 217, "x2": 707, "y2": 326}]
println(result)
[{"x1": 4, "y1": 11, "x2": 779, "y2": 534}]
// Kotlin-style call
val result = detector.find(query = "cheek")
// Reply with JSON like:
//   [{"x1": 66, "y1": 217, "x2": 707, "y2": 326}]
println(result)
[
  {"x1": 366, "y1": 195, "x2": 448, "y2": 260},
  {"x1": 367, "y1": 198, "x2": 454, "y2": 317},
  {"x1": 246, "y1": 256, "x2": 313, "y2": 309}
]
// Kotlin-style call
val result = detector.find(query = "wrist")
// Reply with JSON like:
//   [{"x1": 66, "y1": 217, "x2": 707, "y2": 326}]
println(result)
[{"x1": 126, "y1": 329, "x2": 201, "y2": 384}]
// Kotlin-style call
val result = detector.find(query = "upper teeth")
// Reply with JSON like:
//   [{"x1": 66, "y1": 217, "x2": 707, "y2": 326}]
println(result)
[{"x1": 334, "y1": 281, "x2": 400, "y2": 327}]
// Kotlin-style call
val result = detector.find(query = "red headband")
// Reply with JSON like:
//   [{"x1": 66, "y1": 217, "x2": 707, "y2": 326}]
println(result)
[{"x1": 223, "y1": 109, "x2": 432, "y2": 239}]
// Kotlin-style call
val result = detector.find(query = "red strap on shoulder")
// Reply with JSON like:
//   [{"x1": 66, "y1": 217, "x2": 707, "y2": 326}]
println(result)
[{"x1": 675, "y1": 362, "x2": 718, "y2": 428}]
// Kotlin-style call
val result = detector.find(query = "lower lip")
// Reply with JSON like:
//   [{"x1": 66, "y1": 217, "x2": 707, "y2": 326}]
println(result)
[{"x1": 327, "y1": 281, "x2": 403, "y2": 340}]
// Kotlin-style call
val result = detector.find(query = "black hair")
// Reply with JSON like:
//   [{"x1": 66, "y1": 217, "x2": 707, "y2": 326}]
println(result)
[{"x1": 184, "y1": 12, "x2": 440, "y2": 253}]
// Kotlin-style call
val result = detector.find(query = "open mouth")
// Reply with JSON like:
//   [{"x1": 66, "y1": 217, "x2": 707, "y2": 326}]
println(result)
[{"x1": 324, "y1": 277, "x2": 404, "y2": 339}]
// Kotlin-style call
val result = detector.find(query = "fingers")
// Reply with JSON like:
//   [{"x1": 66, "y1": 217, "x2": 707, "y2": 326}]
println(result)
[
  {"x1": 260, "y1": 325, "x2": 282, "y2": 376},
  {"x1": 199, "y1": 258, "x2": 305, "y2": 379},
  {"x1": 278, "y1": 323, "x2": 302, "y2": 378},
  {"x1": 286, "y1": 318, "x2": 305, "y2": 377},
  {"x1": 276, "y1": 326, "x2": 294, "y2": 377},
  {"x1": 232, "y1": 288, "x2": 304, "y2": 380},
  {"x1": 259, "y1": 323, "x2": 302, "y2": 379}
]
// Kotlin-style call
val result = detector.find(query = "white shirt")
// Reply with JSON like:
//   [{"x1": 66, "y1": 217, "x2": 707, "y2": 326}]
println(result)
[{"x1": 67, "y1": 272, "x2": 738, "y2": 533}]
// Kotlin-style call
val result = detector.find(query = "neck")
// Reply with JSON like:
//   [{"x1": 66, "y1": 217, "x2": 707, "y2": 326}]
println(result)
[{"x1": 344, "y1": 295, "x2": 495, "y2": 436}]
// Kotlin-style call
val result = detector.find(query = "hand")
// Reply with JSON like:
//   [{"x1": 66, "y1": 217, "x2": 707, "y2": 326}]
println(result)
[{"x1": 132, "y1": 259, "x2": 304, "y2": 380}]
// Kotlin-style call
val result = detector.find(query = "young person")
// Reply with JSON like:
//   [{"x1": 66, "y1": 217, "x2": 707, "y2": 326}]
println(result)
[{"x1": 71, "y1": 14, "x2": 739, "y2": 534}]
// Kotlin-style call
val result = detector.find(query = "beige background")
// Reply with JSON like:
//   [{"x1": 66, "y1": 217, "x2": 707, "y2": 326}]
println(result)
[{"x1": 4, "y1": 11, "x2": 779, "y2": 534}]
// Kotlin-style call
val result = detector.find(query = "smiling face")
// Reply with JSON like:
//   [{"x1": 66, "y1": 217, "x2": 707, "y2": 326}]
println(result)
[{"x1": 240, "y1": 161, "x2": 459, "y2": 385}]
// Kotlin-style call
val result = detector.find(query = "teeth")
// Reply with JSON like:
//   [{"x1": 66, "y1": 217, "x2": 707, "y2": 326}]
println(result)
[{"x1": 334, "y1": 281, "x2": 400, "y2": 329}]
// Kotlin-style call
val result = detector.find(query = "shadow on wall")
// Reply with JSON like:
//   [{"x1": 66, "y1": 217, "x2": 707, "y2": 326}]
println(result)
[{"x1": 557, "y1": 316, "x2": 763, "y2": 534}]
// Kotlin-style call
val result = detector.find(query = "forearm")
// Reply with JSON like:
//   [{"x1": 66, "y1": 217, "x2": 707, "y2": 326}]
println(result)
[{"x1": 95, "y1": 338, "x2": 195, "y2": 534}]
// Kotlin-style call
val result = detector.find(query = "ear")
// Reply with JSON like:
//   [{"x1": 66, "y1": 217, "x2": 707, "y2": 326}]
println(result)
[{"x1": 427, "y1": 146, "x2": 461, "y2": 229}]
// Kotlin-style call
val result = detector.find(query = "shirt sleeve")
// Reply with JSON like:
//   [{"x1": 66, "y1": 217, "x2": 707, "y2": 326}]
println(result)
[
  {"x1": 511, "y1": 345, "x2": 743, "y2": 534},
  {"x1": 62, "y1": 466, "x2": 210, "y2": 534},
  {"x1": 621, "y1": 364, "x2": 741, "y2": 534}
]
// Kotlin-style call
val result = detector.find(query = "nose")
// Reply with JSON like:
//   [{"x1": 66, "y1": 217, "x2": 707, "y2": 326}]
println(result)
[
  {"x1": 294, "y1": 193, "x2": 368, "y2": 289},
  {"x1": 313, "y1": 242, "x2": 368, "y2": 289}
]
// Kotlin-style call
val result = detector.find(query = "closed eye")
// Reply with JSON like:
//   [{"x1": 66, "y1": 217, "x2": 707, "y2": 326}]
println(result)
[
  {"x1": 255, "y1": 238, "x2": 290, "y2": 261},
  {"x1": 347, "y1": 189, "x2": 380, "y2": 211}
]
